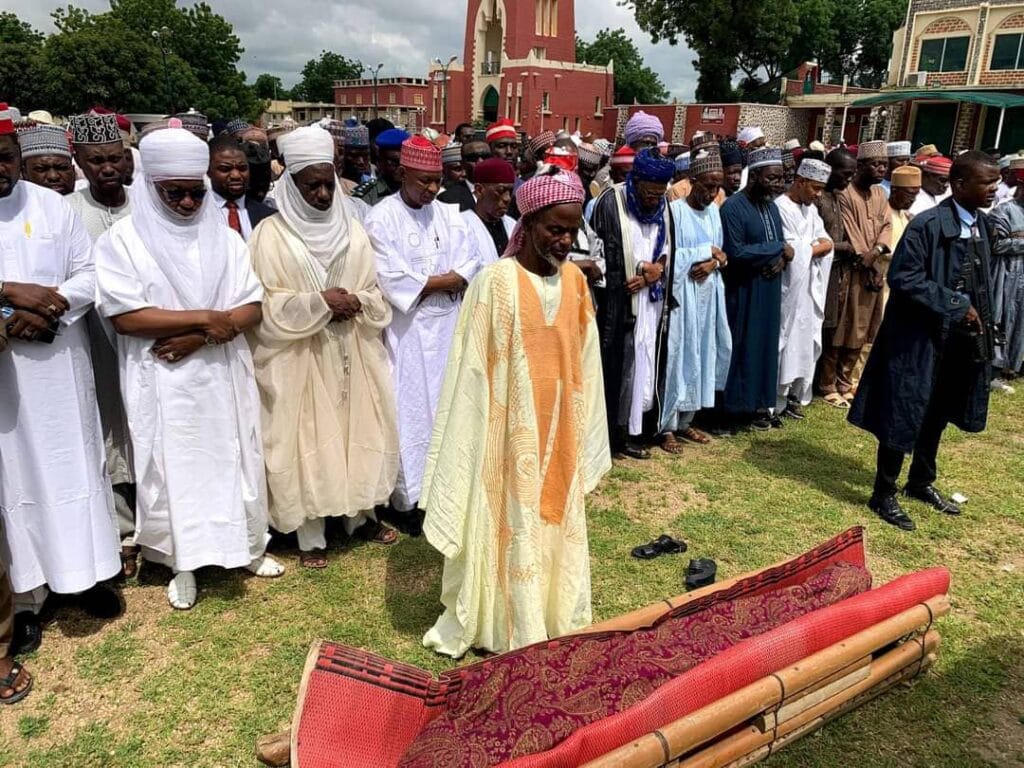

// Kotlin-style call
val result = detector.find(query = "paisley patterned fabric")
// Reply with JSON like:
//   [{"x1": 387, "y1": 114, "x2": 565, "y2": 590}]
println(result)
[{"x1": 398, "y1": 561, "x2": 871, "y2": 768}]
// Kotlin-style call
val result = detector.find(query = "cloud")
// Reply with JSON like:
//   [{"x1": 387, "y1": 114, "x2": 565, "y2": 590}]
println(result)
[{"x1": 13, "y1": 0, "x2": 697, "y2": 101}]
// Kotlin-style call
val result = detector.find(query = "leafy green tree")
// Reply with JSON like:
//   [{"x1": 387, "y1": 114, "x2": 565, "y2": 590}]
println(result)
[
  {"x1": 0, "y1": 13, "x2": 46, "y2": 109},
  {"x1": 575, "y1": 28, "x2": 668, "y2": 105},
  {"x1": 293, "y1": 51, "x2": 363, "y2": 103},
  {"x1": 253, "y1": 73, "x2": 289, "y2": 101}
]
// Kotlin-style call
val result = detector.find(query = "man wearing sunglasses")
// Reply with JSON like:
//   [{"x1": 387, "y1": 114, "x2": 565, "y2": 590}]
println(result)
[{"x1": 438, "y1": 138, "x2": 492, "y2": 212}]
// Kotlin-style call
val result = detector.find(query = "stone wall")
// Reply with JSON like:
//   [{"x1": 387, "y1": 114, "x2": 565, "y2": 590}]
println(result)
[
  {"x1": 736, "y1": 104, "x2": 809, "y2": 145},
  {"x1": 952, "y1": 102, "x2": 977, "y2": 152}
]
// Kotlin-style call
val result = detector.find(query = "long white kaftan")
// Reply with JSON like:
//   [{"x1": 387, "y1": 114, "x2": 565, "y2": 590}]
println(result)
[
  {"x1": 775, "y1": 194, "x2": 833, "y2": 405},
  {"x1": 247, "y1": 216, "x2": 399, "y2": 532},
  {"x1": 93, "y1": 219, "x2": 268, "y2": 573},
  {"x1": 365, "y1": 196, "x2": 477, "y2": 510},
  {"x1": 422, "y1": 259, "x2": 611, "y2": 658},
  {"x1": 660, "y1": 200, "x2": 732, "y2": 429},
  {"x1": 0, "y1": 182, "x2": 121, "y2": 594}
]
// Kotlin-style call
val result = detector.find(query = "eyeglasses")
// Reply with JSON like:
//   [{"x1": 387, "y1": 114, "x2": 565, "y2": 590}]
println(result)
[{"x1": 157, "y1": 185, "x2": 207, "y2": 203}]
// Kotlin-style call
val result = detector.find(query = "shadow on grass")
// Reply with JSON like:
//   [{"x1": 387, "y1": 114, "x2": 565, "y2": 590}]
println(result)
[
  {"x1": 772, "y1": 633, "x2": 1024, "y2": 767},
  {"x1": 743, "y1": 434, "x2": 874, "y2": 507},
  {"x1": 384, "y1": 536, "x2": 444, "y2": 641}
]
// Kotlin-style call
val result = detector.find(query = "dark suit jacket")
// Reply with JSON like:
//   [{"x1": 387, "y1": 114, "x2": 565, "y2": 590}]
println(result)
[
  {"x1": 438, "y1": 183, "x2": 476, "y2": 212},
  {"x1": 246, "y1": 196, "x2": 278, "y2": 229}
]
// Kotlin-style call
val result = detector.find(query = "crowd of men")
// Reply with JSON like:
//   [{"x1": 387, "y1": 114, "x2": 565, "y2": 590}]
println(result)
[{"x1": 0, "y1": 99, "x2": 1018, "y2": 702}]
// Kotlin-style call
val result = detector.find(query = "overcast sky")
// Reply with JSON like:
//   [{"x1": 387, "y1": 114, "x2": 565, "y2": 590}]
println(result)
[{"x1": 13, "y1": 0, "x2": 698, "y2": 100}]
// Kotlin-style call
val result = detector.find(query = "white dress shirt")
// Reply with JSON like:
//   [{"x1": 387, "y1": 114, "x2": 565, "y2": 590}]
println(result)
[{"x1": 210, "y1": 189, "x2": 253, "y2": 241}]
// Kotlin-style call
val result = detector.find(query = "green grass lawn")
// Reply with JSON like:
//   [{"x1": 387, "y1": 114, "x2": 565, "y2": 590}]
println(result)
[{"x1": 0, "y1": 395, "x2": 1021, "y2": 767}]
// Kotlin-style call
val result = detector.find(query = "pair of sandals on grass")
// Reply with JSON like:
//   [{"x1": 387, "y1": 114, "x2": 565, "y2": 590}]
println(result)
[
  {"x1": 299, "y1": 520, "x2": 398, "y2": 570},
  {"x1": 629, "y1": 535, "x2": 717, "y2": 590},
  {"x1": 618, "y1": 427, "x2": 712, "y2": 460}
]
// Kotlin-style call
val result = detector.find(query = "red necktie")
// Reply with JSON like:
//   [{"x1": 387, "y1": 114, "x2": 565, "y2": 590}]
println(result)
[{"x1": 226, "y1": 199, "x2": 242, "y2": 235}]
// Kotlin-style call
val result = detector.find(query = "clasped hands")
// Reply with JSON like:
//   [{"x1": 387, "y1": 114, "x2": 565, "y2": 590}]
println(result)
[
  {"x1": 626, "y1": 260, "x2": 665, "y2": 295},
  {"x1": 322, "y1": 287, "x2": 362, "y2": 321},
  {"x1": 761, "y1": 244, "x2": 795, "y2": 278},
  {"x1": 152, "y1": 310, "x2": 240, "y2": 364},
  {"x1": 1, "y1": 282, "x2": 67, "y2": 341}
]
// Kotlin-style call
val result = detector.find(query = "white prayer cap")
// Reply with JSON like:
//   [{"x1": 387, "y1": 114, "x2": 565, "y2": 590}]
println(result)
[
  {"x1": 797, "y1": 158, "x2": 831, "y2": 184},
  {"x1": 278, "y1": 125, "x2": 335, "y2": 175},
  {"x1": 27, "y1": 110, "x2": 55, "y2": 125},
  {"x1": 737, "y1": 126, "x2": 764, "y2": 144},
  {"x1": 887, "y1": 141, "x2": 912, "y2": 158},
  {"x1": 998, "y1": 153, "x2": 1018, "y2": 169},
  {"x1": 809, "y1": 140, "x2": 826, "y2": 153},
  {"x1": 139, "y1": 127, "x2": 208, "y2": 181},
  {"x1": 783, "y1": 138, "x2": 801, "y2": 151}
]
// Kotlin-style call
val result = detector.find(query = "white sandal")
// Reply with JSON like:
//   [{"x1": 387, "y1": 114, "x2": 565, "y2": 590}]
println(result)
[
  {"x1": 245, "y1": 555, "x2": 285, "y2": 578},
  {"x1": 167, "y1": 571, "x2": 197, "y2": 610}
]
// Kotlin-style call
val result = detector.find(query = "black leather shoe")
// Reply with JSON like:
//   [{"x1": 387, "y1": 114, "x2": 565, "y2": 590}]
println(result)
[
  {"x1": 76, "y1": 585, "x2": 123, "y2": 619},
  {"x1": 11, "y1": 613, "x2": 42, "y2": 655},
  {"x1": 869, "y1": 495, "x2": 916, "y2": 531},
  {"x1": 903, "y1": 485, "x2": 962, "y2": 516},
  {"x1": 685, "y1": 558, "x2": 717, "y2": 591}
]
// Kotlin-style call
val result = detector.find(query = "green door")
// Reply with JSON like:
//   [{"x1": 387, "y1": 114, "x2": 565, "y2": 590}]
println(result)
[
  {"x1": 911, "y1": 102, "x2": 959, "y2": 155},
  {"x1": 482, "y1": 86, "x2": 499, "y2": 123},
  {"x1": 979, "y1": 106, "x2": 1024, "y2": 154}
]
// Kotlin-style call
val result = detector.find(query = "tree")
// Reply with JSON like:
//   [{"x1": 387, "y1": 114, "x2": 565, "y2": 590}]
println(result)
[
  {"x1": 576, "y1": 28, "x2": 668, "y2": 105},
  {"x1": 293, "y1": 51, "x2": 363, "y2": 103},
  {"x1": 626, "y1": 0, "x2": 907, "y2": 98},
  {"x1": 0, "y1": 13, "x2": 46, "y2": 109},
  {"x1": 253, "y1": 73, "x2": 289, "y2": 101}
]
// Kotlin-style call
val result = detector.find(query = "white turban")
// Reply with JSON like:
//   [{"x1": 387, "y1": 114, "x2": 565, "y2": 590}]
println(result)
[
  {"x1": 737, "y1": 126, "x2": 765, "y2": 145},
  {"x1": 139, "y1": 127, "x2": 208, "y2": 181},
  {"x1": 278, "y1": 126, "x2": 335, "y2": 174}
]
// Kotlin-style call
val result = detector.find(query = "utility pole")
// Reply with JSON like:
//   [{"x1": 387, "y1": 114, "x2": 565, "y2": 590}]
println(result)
[
  {"x1": 432, "y1": 55, "x2": 458, "y2": 132},
  {"x1": 369, "y1": 63, "x2": 384, "y2": 120},
  {"x1": 151, "y1": 26, "x2": 174, "y2": 114}
]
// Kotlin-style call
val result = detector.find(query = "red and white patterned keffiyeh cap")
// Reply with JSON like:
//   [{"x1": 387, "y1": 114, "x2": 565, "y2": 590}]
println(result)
[{"x1": 502, "y1": 169, "x2": 585, "y2": 258}]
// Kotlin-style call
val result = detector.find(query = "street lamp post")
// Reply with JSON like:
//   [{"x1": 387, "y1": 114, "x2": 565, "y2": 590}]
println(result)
[
  {"x1": 432, "y1": 55, "x2": 458, "y2": 132},
  {"x1": 368, "y1": 62, "x2": 384, "y2": 120},
  {"x1": 151, "y1": 26, "x2": 174, "y2": 114}
]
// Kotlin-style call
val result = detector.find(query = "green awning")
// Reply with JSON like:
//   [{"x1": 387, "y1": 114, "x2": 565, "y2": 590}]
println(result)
[{"x1": 851, "y1": 91, "x2": 1024, "y2": 109}]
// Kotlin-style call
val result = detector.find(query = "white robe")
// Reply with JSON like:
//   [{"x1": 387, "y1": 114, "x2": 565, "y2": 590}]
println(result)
[
  {"x1": 93, "y1": 217, "x2": 268, "y2": 572},
  {"x1": 909, "y1": 187, "x2": 951, "y2": 216},
  {"x1": 623, "y1": 218, "x2": 666, "y2": 436},
  {"x1": 0, "y1": 182, "x2": 121, "y2": 594},
  {"x1": 365, "y1": 196, "x2": 478, "y2": 510},
  {"x1": 775, "y1": 194, "x2": 833, "y2": 405},
  {"x1": 461, "y1": 210, "x2": 515, "y2": 265}
]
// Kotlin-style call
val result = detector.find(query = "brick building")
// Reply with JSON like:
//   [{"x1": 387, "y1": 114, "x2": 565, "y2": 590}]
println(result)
[
  {"x1": 332, "y1": 77, "x2": 431, "y2": 131},
  {"x1": 862, "y1": 0, "x2": 1024, "y2": 154},
  {"x1": 432, "y1": 0, "x2": 615, "y2": 136}
]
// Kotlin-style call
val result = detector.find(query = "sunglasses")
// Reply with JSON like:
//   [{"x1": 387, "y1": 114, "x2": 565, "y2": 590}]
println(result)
[
  {"x1": 463, "y1": 152, "x2": 492, "y2": 162},
  {"x1": 158, "y1": 185, "x2": 207, "y2": 203}
]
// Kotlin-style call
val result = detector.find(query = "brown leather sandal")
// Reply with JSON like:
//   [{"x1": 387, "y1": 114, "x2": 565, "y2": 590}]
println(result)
[
  {"x1": 299, "y1": 550, "x2": 328, "y2": 570},
  {"x1": 660, "y1": 433, "x2": 687, "y2": 454},
  {"x1": 678, "y1": 427, "x2": 712, "y2": 445},
  {"x1": 121, "y1": 545, "x2": 140, "y2": 579}
]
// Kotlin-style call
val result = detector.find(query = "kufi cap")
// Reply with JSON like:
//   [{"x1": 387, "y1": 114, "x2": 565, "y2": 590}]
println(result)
[
  {"x1": 747, "y1": 146, "x2": 783, "y2": 170},
  {"x1": 691, "y1": 131, "x2": 716, "y2": 149},
  {"x1": 173, "y1": 112, "x2": 209, "y2": 140},
  {"x1": 609, "y1": 145, "x2": 636, "y2": 168},
  {"x1": 783, "y1": 138, "x2": 801, "y2": 151},
  {"x1": 796, "y1": 158, "x2": 831, "y2": 184},
  {"x1": 375, "y1": 128, "x2": 410, "y2": 150},
  {"x1": 631, "y1": 147, "x2": 675, "y2": 183},
  {"x1": 998, "y1": 153, "x2": 1018, "y2": 169},
  {"x1": 737, "y1": 126, "x2": 764, "y2": 145},
  {"x1": 224, "y1": 118, "x2": 251, "y2": 135},
  {"x1": 278, "y1": 126, "x2": 335, "y2": 174},
  {"x1": 809, "y1": 140, "x2": 826, "y2": 153},
  {"x1": 887, "y1": 140, "x2": 911, "y2": 158},
  {"x1": 593, "y1": 138, "x2": 613, "y2": 157},
  {"x1": 674, "y1": 152, "x2": 691, "y2": 172},
  {"x1": 529, "y1": 130, "x2": 556, "y2": 156},
  {"x1": 1010, "y1": 156, "x2": 1024, "y2": 170},
  {"x1": 720, "y1": 140, "x2": 743, "y2": 167},
  {"x1": 782, "y1": 148, "x2": 795, "y2": 163},
  {"x1": 69, "y1": 113, "x2": 121, "y2": 145},
  {"x1": 922, "y1": 155, "x2": 952, "y2": 175},
  {"x1": 857, "y1": 140, "x2": 887, "y2": 160},
  {"x1": 321, "y1": 119, "x2": 345, "y2": 140},
  {"x1": 577, "y1": 142, "x2": 601, "y2": 168},
  {"x1": 400, "y1": 135, "x2": 442, "y2": 172},
  {"x1": 544, "y1": 146, "x2": 578, "y2": 173},
  {"x1": 0, "y1": 103, "x2": 16, "y2": 136},
  {"x1": 624, "y1": 110, "x2": 664, "y2": 145},
  {"x1": 139, "y1": 127, "x2": 208, "y2": 181},
  {"x1": 913, "y1": 144, "x2": 938, "y2": 162},
  {"x1": 16, "y1": 124, "x2": 72, "y2": 159},
  {"x1": 421, "y1": 127, "x2": 440, "y2": 143},
  {"x1": 441, "y1": 142, "x2": 462, "y2": 165},
  {"x1": 891, "y1": 165, "x2": 922, "y2": 187},
  {"x1": 485, "y1": 118, "x2": 517, "y2": 143},
  {"x1": 343, "y1": 122, "x2": 369, "y2": 148},
  {"x1": 504, "y1": 169, "x2": 585, "y2": 257},
  {"x1": 473, "y1": 157, "x2": 516, "y2": 184},
  {"x1": 691, "y1": 145, "x2": 722, "y2": 177},
  {"x1": 27, "y1": 110, "x2": 55, "y2": 126}
]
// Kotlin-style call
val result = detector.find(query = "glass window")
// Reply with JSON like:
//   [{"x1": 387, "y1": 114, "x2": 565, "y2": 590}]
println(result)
[
  {"x1": 991, "y1": 33, "x2": 1024, "y2": 70},
  {"x1": 919, "y1": 36, "x2": 970, "y2": 71}
]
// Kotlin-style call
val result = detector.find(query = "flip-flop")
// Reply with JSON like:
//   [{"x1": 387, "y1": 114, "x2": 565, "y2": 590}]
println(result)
[
  {"x1": 0, "y1": 661, "x2": 32, "y2": 705},
  {"x1": 299, "y1": 550, "x2": 329, "y2": 570},
  {"x1": 631, "y1": 534, "x2": 688, "y2": 560},
  {"x1": 823, "y1": 393, "x2": 850, "y2": 409},
  {"x1": 677, "y1": 427, "x2": 712, "y2": 445}
]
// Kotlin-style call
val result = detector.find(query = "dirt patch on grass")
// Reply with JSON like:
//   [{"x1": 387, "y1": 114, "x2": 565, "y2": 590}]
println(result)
[{"x1": 591, "y1": 455, "x2": 710, "y2": 528}]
